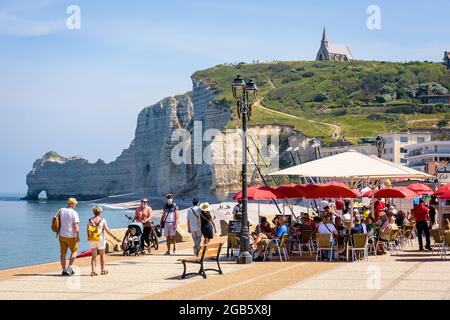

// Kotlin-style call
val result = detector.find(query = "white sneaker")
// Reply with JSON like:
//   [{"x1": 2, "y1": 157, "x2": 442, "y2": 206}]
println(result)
[{"x1": 67, "y1": 266, "x2": 75, "y2": 275}]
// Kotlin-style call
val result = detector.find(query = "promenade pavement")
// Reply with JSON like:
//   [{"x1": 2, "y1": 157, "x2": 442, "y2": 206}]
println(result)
[{"x1": 1, "y1": 238, "x2": 450, "y2": 300}]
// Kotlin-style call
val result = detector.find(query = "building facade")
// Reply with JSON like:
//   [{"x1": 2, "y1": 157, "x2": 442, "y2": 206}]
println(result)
[
  {"x1": 316, "y1": 28, "x2": 353, "y2": 62},
  {"x1": 379, "y1": 132, "x2": 432, "y2": 164},
  {"x1": 405, "y1": 140, "x2": 450, "y2": 173}
]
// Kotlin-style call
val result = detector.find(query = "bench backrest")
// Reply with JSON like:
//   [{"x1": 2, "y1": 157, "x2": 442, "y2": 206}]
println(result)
[{"x1": 198, "y1": 242, "x2": 223, "y2": 260}]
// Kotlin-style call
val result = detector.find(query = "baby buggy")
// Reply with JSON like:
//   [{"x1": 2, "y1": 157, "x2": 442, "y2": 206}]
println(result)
[{"x1": 122, "y1": 220, "x2": 145, "y2": 256}]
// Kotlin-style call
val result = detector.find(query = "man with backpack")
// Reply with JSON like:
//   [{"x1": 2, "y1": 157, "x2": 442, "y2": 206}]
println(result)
[
  {"x1": 55, "y1": 198, "x2": 80, "y2": 276},
  {"x1": 187, "y1": 198, "x2": 202, "y2": 255}
]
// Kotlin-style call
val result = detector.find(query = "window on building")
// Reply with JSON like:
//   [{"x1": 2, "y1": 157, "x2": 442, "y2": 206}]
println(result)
[
  {"x1": 400, "y1": 148, "x2": 408, "y2": 154},
  {"x1": 400, "y1": 137, "x2": 408, "y2": 143},
  {"x1": 417, "y1": 137, "x2": 425, "y2": 143},
  {"x1": 383, "y1": 149, "x2": 387, "y2": 155},
  {"x1": 401, "y1": 159, "x2": 408, "y2": 164}
]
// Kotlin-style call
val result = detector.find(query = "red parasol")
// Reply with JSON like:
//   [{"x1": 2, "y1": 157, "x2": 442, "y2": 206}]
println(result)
[
  {"x1": 303, "y1": 182, "x2": 361, "y2": 199},
  {"x1": 374, "y1": 187, "x2": 418, "y2": 199},
  {"x1": 275, "y1": 184, "x2": 308, "y2": 199},
  {"x1": 407, "y1": 183, "x2": 433, "y2": 196},
  {"x1": 434, "y1": 184, "x2": 450, "y2": 197},
  {"x1": 233, "y1": 185, "x2": 286, "y2": 201}
]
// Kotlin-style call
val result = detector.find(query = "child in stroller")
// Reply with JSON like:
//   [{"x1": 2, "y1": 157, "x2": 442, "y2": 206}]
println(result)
[{"x1": 122, "y1": 221, "x2": 144, "y2": 256}]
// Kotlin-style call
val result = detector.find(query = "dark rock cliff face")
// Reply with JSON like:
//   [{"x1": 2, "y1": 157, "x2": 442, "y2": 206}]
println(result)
[{"x1": 25, "y1": 77, "x2": 312, "y2": 200}]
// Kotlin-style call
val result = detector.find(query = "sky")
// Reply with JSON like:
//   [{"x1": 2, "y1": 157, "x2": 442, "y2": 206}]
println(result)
[{"x1": 0, "y1": 0, "x2": 449, "y2": 193}]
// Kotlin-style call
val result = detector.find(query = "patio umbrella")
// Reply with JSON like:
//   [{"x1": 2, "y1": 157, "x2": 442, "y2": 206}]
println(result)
[
  {"x1": 437, "y1": 189, "x2": 450, "y2": 200},
  {"x1": 362, "y1": 190, "x2": 372, "y2": 198},
  {"x1": 374, "y1": 187, "x2": 418, "y2": 199},
  {"x1": 304, "y1": 182, "x2": 361, "y2": 199},
  {"x1": 275, "y1": 184, "x2": 308, "y2": 199},
  {"x1": 233, "y1": 185, "x2": 285, "y2": 201},
  {"x1": 407, "y1": 183, "x2": 433, "y2": 196},
  {"x1": 233, "y1": 186, "x2": 285, "y2": 221},
  {"x1": 434, "y1": 184, "x2": 450, "y2": 197}
]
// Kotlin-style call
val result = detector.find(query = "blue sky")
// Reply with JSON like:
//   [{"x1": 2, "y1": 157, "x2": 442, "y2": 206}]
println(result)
[{"x1": 0, "y1": 0, "x2": 449, "y2": 193}]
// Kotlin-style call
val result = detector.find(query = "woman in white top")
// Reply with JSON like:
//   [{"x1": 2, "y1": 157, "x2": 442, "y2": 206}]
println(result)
[
  {"x1": 317, "y1": 216, "x2": 338, "y2": 241},
  {"x1": 87, "y1": 206, "x2": 120, "y2": 276}
]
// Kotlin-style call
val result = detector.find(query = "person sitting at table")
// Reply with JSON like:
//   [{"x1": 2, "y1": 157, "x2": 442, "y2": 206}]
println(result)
[
  {"x1": 395, "y1": 210, "x2": 409, "y2": 227},
  {"x1": 350, "y1": 216, "x2": 367, "y2": 235},
  {"x1": 256, "y1": 216, "x2": 273, "y2": 235},
  {"x1": 376, "y1": 212, "x2": 391, "y2": 255},
  {"x1": 342, "y1": 209, "x2": 351, "y2": 222},
  {"x1": 252, "y1": 217, "x2": 289, "y2": 262},
  {"x1": 362, "y1": 206, "x2": 371, "y2": 220},
  {"x1": 389, "y1": 216, "x2": 399, "y2": 231},
  {"x1": 317, "y1": 216, "x2": 338, "y2": 260},
  {"x1": 366, "y1": 216, "x2": 377, "y2": 239},
  {"x1": 334, "y1": 216, "x2": 346, "y2": 250}
]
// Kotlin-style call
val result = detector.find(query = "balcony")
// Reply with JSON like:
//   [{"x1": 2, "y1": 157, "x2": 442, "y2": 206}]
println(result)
[{"x1": 408, "y1": 149, "x2": 450, "y2": 157}]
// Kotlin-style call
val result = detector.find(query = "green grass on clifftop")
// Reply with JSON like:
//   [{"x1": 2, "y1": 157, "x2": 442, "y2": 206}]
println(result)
[{"x1": 193, "y1": 60, "x2": 450, "y2": 142}]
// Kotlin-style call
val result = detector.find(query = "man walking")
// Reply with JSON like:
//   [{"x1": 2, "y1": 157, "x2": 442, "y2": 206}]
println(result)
[
  {"x1": 413, "y1": 199, "x2": 431, "y2": 251},
  {"x1": 58, "y1": 198, "x2": 80, "y2": 276},
  {"x1": 134, "y1": 198, "x2": 153, "y2": 254},
  {"x1": 187, "y1": 198, "x2": 202, "y2": 255}
]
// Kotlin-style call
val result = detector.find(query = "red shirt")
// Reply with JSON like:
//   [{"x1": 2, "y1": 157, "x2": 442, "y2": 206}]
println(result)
[
  {"x1": 413, "y1": 205, "x2": 429, "y2": 222},
  {"x1": 335, "y1": 200, "x2": 344, "y2": 210}
]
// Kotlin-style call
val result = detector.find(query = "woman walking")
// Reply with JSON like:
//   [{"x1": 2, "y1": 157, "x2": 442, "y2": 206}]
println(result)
[
  {"x1": 161, "y1": 194, "x2": 179, "y2": 255},
  {"x1": 87, "y1": 206, "x2": 120, "y2": 276},
  {"x1": 199, "y1": 203, "x2": 217, "y2": 245}
]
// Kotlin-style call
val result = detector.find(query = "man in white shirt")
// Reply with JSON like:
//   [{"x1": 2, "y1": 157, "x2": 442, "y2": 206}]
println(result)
[
  {"x1": 58, "y1": 198, "x2": 80, "y2": 276},
  {"x1": 187, "y1": 198, "x2": 202, "y2": 255}
]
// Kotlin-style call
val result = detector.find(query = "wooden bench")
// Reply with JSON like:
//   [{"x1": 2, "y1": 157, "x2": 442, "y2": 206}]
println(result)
[{"x1": 179, "y1": 242, "x2": 224, "y2": 279}]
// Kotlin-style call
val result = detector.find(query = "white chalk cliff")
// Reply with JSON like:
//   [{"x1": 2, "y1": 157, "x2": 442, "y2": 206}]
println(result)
[{"x1": 25, "y1": 76, "x2": 313, "y2": 200}]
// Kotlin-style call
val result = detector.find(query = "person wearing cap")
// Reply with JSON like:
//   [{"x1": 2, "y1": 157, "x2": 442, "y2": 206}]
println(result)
[
  {"x1": 161, "y1": 194, "x2": 179, "y2": 255},
  {"x1": 58, "y1": 198, "x2": 80, "y2": 276},
  {"x1": 134, "y1": 198, "x2": 153, "y2": 254},
  {"x1": 187, "y1": 198, "x2": 203, "y2": 255},
  {"x1": 87, "y1": 206, "x2": 121, "y2": 276}
]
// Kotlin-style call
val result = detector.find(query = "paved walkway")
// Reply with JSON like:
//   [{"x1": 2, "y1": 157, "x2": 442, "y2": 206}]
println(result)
[
  {"x1": 1, "y1": 240, "x2": 449, "y2": 300},
  {"x1": 264, "y1": 249, "x2": 450, "y2": 300}
]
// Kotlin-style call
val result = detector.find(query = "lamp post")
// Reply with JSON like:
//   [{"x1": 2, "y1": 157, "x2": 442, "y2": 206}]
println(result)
[
  {"x1": 232, "y1": 75, "x2": 257, "y2": 265},
  {"x1": 375, "y1": 135, "x2": 385, "y2": 158}
]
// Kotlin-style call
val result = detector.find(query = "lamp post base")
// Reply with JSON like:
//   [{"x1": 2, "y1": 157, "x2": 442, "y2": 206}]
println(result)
[{"x1": 237, "y1": 251, "x2": 253, "y2": 264}]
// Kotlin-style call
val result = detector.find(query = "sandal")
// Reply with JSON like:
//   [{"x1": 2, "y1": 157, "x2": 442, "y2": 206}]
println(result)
[
  {"x1": 101, "y1": 270, "x2": 109, "y2": 275},
  {"x1": 91, "y1": 272, "x2": 97, "y2": 277}
]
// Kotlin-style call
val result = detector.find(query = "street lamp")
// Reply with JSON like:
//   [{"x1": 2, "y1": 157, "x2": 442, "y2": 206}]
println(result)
[
  {"x1": 375, "y1": 135, "x2": 385, "y2": 158},
  {"x1": 232, "y1": 75, "x2": 258, "y2": 265}
]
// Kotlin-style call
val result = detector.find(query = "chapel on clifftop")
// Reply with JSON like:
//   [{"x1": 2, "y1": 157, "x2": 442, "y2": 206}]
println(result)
[{"x1": 316, "y1": 28, "x2": 353, "y2": 61}]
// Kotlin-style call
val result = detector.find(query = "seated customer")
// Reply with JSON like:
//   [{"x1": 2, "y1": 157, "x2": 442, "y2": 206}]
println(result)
[
  {"x1": 317, "y1": 216, "x2": 338, "y2": 240},
  {"x1": 256, "y1": 216, "x2": 273, "y2": 235},
  {"x1": 253, "y1": 217, "x2": 289, "y2": 261},
  {"x1": 366, "y1": 216, "x2": 377, "y2": 239},
  {"x1": 351, "y1": 216, "x2": 367, "y2": 235},
  {"x1": 376, "y1": 212, "x2": 392, "y2": 254},
  {"x1": 395, "y1": 210, "x2": 409, "y2": 227}
]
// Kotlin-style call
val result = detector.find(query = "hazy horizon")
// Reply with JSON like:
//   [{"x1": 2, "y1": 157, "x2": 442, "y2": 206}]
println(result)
[{"x1": 1, "y1": 0, "x2": 450, "y2": 193}]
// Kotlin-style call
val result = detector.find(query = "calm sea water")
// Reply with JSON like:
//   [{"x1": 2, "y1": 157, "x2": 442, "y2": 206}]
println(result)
[{"x1": 0, "y1": 194, "x2": 135, "y2": 270}]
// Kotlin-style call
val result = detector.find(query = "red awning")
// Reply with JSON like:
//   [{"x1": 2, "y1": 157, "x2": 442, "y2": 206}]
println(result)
[
  {"x1": 374, "y1": 187, "x2": 418, "y2": 199},
  {"x1": 233, "y1": 185, "x2": 286, "y2": 201},
  {"x1": 407, "y1": 183, "x2": 433, "y2": 196}
]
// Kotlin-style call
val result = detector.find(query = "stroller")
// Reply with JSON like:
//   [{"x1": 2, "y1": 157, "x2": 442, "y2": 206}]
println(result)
[{"x1": 122, "y1": 220, "x2": 144, "y2": 256}]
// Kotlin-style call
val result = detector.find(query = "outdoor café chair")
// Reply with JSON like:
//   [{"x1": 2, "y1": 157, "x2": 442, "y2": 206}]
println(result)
[
  {"x1": 227, "y1": 233, "x2": 240, "y2": 260},
  {"x1": 431, "y1": 229, "x2": 445, "y2": 257},
  {"x1": 348, "y1": 233, "x2": 369, "y2": 262},
  {"x1": 316, "y1": 233, "x2": 338, "y2": 262},
  {"x1": 298, "y1": 230, "x2": 314, "y2": 256},
  {"x1": 263, "y1": 234, "x2": 289, "y2": 262},
  {"x1": 384, "y1": 229, "x2": 400, "y2": 255},
  {"x1": 441, "y1": 231, "x2": 450, "y2": 260},
  {"x1": 398, "y1": 225, "x2": 415, "y2": 248},
  {"x1": 367, "y1": 235, "x2": 377, "y2": 257}
]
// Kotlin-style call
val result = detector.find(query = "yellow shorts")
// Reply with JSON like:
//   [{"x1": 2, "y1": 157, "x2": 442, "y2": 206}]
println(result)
[{"x1": 59, "y1": 236, "x2": 78, "y2": 255}]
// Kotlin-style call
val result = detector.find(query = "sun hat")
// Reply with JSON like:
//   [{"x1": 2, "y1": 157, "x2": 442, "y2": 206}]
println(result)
[
  {"x1": 68, "y1": 198, "x2": 78, "y2": 205},
  {"x1": 199, "y1": 202, "x2": 212, "y2": 212}
]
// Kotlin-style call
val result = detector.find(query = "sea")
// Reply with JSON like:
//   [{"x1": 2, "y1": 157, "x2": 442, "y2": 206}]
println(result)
[{"x1": 0, "y1": 193, "x2": 137, "y2": 270}]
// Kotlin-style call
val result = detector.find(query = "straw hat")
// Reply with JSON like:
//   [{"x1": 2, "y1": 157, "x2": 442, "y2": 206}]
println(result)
[{"x1": 199, "y1": 202, "x2": 212, "y2": 212}]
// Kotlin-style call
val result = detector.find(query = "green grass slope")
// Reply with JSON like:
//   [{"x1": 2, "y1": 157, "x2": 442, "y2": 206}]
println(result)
[{"x1": 193, "y1": 60, "x2": 450, "y2": 143}]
